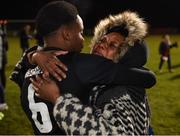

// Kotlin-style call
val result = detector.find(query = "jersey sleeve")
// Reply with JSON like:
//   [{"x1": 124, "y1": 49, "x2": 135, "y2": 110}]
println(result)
[{"x1": 9, "y1": 46, "x2": 38, "y2": 88}]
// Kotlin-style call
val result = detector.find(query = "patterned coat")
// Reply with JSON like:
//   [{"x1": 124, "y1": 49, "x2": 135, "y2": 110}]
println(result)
[{"x1": 53, "y1": 85, "x2": 150, "y2": 135}]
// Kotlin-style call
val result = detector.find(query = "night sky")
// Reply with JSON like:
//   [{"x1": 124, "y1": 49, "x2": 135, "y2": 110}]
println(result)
[{"x1": 0, "y1": 0, "x2": 180, "y2": 29}]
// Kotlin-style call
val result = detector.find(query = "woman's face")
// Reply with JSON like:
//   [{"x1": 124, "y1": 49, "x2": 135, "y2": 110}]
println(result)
[{"x1": 92, "y1": 32, "x2": 125, "y2": 61}]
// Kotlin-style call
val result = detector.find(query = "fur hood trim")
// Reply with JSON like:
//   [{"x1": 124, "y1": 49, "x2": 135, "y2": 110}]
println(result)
[{"x1": 90, "y1": 11, "x2": 148, "y2": 48}]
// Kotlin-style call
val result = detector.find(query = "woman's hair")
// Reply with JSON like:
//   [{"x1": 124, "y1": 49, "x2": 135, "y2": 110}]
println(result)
[{"x1": 90, "y1": 11, "x2": 148, "y2": 60}]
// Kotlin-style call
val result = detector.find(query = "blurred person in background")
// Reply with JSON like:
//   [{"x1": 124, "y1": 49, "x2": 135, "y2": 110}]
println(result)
[
  {"x1": 34, "y1": 29, "x2": 44, "y2": 47},
  {"x1": 0, "y1": 20, "x2": 8, "y2": 111},
  {"x1": 19, "y1": 24, "x2": 32, "y2": 54},
  {"x1": 0, "y1": 20, "x2": 8, "y2": 89},
  {"x1": 158, "y1": 34, "x2": 178, "y2": 73}
]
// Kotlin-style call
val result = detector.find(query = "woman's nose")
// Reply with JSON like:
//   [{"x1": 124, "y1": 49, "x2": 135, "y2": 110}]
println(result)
[{"x1": 98, "y1": 42, "x2": 107, "y2": 49}]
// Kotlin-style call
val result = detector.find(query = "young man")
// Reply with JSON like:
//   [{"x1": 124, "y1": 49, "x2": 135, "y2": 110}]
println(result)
[
  {"x1": 10, "y1": 1, "x2": 155, "y2": 135},
  {"x1": 32, "y1": 11, "x2": 153, "y2": 135}
]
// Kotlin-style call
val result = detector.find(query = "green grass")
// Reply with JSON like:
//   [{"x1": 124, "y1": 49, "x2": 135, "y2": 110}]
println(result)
[
  {"x1": 0, "y1": 35, "x2": 180, "y2": 134},
  {"x1": 146, "y1": 35, "x2": 180, "y2": 134},
  {"x1": 0, "y1": 37, "x2": 34, "y2": 135}
]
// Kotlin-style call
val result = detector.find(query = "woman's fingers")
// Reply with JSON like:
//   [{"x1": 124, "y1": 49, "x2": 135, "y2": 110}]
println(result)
[
  {"x1": 30, "y1": 78, "x2": 40, "y2": 93},
  {"x1": 54, "y1": 56, "x2": 68, "y2": 72},
  {"x1": 32, "y1": 50, "x2": 68, "y2": 82},
  {"x1": 42, "y1": 57, "x2": 67, "y2": 81}
]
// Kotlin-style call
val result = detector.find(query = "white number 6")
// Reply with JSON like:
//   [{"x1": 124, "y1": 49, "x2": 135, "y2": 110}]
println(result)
[{"x1": 28, "y1": 84, "x2": 52, "y2": 133}]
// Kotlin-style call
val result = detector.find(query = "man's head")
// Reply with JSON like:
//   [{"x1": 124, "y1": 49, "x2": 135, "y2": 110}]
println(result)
[
  {"x1": 91, "y1": 11, "x2": 148, "y2": 64},
  {"x1": 36, "y1": 1, "x2": 84, "y2": 52}
]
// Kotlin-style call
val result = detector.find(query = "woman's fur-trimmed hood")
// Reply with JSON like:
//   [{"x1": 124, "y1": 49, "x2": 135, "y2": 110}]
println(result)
[{"x1": 90, "y1": 11, "x2": 148, "y2": 49}]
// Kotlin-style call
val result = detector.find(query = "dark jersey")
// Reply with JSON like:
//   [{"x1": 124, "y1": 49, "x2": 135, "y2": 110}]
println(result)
[
  {"x1": 21, "y1": 79, "x2": 65, "y2": 134},
  {"x1": 11, "y1": 47, "x2": 156, "y2": 135}
]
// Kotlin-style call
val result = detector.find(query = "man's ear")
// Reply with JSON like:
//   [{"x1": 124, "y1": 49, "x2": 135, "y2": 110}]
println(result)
[{"x1": 62, "y1": 26, "x2": 71, "y2": 41}]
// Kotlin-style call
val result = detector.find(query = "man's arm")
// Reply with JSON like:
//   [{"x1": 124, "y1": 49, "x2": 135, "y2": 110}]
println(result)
[
  {"x1": 74, "y1": 53, "x2": 156, "y2": 88},
  {"x1": 29, "y1": 51, "x2": 156, "y2": 88}
]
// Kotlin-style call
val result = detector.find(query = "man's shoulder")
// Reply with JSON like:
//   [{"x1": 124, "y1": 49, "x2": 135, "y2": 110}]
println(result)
[
  {"x1": 73, "y1": 52, "x2": 109, "y2": 63},
  {"x1": 57, "y1": 52, "x2": 108, "y2": 65}
]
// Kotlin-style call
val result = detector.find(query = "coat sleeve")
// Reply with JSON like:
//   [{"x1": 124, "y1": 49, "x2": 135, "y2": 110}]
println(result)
[
  {"x1": 53, "y1": 93, "x2": 149, "y2": 135},
  {"x1": 53, "y1": 93, "x2": 120, "y2": 135}
]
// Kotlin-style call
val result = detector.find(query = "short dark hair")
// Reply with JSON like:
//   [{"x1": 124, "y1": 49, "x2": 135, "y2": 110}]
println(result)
[{"x1": 36, "y1": 1, "x2": 78, "y2": 37}]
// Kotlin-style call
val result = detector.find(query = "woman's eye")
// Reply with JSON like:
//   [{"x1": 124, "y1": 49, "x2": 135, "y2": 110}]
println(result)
[
  {"x1": 109, "y1": 43, "x2": 119, "y2": 49},
  {"x1": 97, "y1": 39, "x2": 104, "y2": 44}
]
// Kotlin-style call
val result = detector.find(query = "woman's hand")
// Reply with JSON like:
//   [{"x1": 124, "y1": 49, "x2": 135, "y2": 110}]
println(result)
[
  {"x1": 30, "y1": 75, "x2": 60, "y2": 104},
  {"x1": 31, "y1": 50, "x2": 68, "y2": 81}
]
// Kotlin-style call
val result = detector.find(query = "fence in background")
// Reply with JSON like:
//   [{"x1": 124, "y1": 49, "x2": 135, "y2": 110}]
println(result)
[{"x1": 1, "y1": 19, "x2": 180, "y2": 36}]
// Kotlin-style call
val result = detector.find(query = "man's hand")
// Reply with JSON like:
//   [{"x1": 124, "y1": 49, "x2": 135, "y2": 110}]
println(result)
[
  {"x1": 30, "y1": 75, "x2": 60, "y2": 104},
  {"x1": 31, "y1": 50, "x2": 68, "y2": 81}
]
